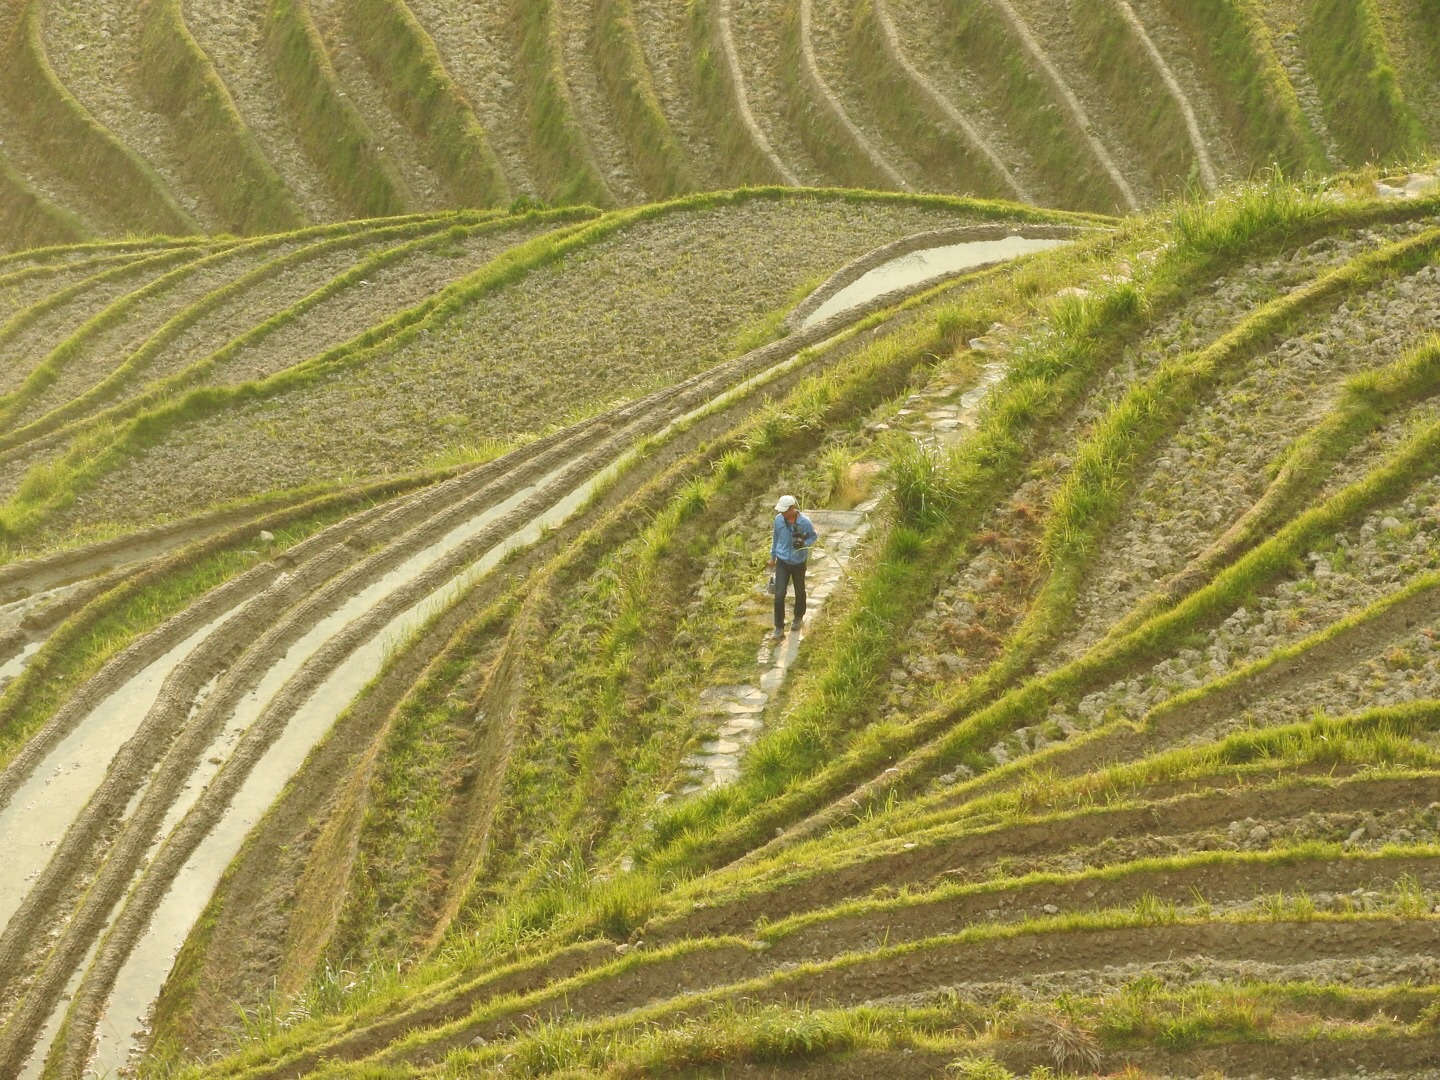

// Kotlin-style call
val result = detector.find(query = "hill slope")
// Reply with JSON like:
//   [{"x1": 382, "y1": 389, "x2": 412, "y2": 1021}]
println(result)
[
  {"x1": 2, "y1": 175, "x2": 1440, "y2": 1077},
  {"x1": 1, "y1": 0, "x2": 1439, "y2": 248}
]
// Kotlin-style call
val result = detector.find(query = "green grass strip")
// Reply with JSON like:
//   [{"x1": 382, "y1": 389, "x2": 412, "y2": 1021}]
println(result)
[
  {"x1": 0, "y1": 148, "x2": 90, "y2": 252},
  {"x1": 890, "y1": 402, "x2": 1440, "y2": 817},
  {"x1": 708, "y1": 707, "x2": 1439, "y2": 904},
  {"x1": 1151, "y1": 0, "x2": 1328, "y2": 174},
  {"x1": 930, "y1": 571, "x2": 1440, "y2": 823},
  {"x1": 0, "y1": 232, "x2": 316, "y2": 431},
  {"x1": 512, "y1": 0, "x2": 613, "y2": 207},
  {"x1": 1105, "y1": 331, "x2": 1440, "y2": 639},
  {"x1": 1, "y1": 0, "x2": 196, "y2": 237},
  {"x1": 0, "y1": 233, "x2": 214, "y2": 272},
  {"x1": 1301, "y1": 0, "x2": 1428, "y2": 166},
  {"x1": 0, "y1": 215, "x2": 474, "y2": 450},
  {"x1": 346, "y1": 0, "x2": 512, "y2": 209},
  {"x1": 594, "y1": 0, "x2": 695, "y2": 199},
  {"x1": 264, "y1": 0, "x2": 411, "y2": 219},
  {"x1": 761, "y1": 841, "x2": 1439, "y2": 942},
  {"x1": 0, "y1": 245, "x2": 217, "y2": 360},
  {"x1": 138, "y1": 0, "x2": 304, "y2": 235},
  {"x1": 0, "y1": 210, "x2": 586, "y2": 484}
]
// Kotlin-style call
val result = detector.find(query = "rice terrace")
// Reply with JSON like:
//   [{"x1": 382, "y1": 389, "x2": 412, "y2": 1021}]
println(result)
[{"x1": 6, "y1": 0, "x2": 1440, "y2": 1077}]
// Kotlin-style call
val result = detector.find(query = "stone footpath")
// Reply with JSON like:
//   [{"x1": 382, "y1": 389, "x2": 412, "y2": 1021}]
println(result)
[{"x1": 681, "y1": 341, "x2": 1016, "y2": 794}]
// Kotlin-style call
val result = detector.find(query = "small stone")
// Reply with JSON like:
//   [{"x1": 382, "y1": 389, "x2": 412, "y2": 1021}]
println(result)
[
  {"x1": 258, "y1": 530, "x2": 275, "y2": 543},
  {"x1": 1248, "y1": 825, "x2": 1270, "y2": 844}
]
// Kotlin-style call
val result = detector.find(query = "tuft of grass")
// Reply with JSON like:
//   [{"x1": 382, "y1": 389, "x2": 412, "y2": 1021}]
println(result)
[{"x1": 1170, "y1": 170, "x2": 1330, "y2": 258}]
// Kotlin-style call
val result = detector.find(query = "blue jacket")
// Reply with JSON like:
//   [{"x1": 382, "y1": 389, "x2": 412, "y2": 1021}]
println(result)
[{"x1": 772, "y1": 512, "x2": 817, "y2": 565}]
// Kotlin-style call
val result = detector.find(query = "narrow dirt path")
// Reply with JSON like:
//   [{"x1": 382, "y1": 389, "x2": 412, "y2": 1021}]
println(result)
[{"x1": 871, "y1": 0, "x2": 1030, "y2": 203}]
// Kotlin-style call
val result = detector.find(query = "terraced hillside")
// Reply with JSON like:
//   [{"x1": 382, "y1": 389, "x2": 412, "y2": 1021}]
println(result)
[
  {"x1": 2, "y1": 0, "x2": 1440, "y2": 250},
  {"x1": 2, "y1": 169, "x2": 1440, "y2": 1080}
]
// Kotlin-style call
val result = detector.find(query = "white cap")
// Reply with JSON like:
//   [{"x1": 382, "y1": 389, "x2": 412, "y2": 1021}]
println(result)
[{"x1": 775, "y1": 495, "x2": 798, "y2": 512}]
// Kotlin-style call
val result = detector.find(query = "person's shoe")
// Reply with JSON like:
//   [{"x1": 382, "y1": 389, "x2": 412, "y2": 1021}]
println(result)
[
  {"x1": 772, "y1": 627, "x2": 785, "y2": 640},
  {"x1": 791, "y1": 617, "x2": 803, "y2": 630}
]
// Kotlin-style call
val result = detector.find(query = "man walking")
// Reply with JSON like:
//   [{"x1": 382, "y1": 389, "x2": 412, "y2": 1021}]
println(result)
[{"x1": 770, "y1": 494, "x2": 818, "y2": 639}]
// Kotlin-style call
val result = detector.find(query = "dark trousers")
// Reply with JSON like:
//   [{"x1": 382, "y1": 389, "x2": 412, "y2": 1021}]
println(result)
[{"x1": 774, "y1": 559, "x2": 807, "y2": 628}]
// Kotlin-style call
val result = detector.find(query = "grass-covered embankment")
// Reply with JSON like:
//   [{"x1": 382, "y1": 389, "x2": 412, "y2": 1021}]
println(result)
[
  {"x1": 511, "y1": 0, "x2": 613, "y2": 207},
  {"x1": 1152, "y1": 0, "x2": 1328, "y2": 174},
  {"x1": 1301, "y1": 0, "x2": 1427, "y2": 166},
  {"x1": 137, "y1": 0, "x2": 303, "y2": 236},
  {"x1": 593, "y1": 0, "x2": 695, "y2": 199},
  {"x1": 1, "y1": 0, "x2": 195, "y2": 237},
  {"x1": 344, "y1": 0, "x2": 512, "y2": 209},
  {"x1": 263, "y1": 0, "x2": 411, "y2": 220}
]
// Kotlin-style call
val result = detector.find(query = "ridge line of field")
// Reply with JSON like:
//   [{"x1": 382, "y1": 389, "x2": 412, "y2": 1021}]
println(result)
[
  {"x1": 1109, "y1": 0, "x2": 1220, "y2": 191},
  {"x1": 264, "y1": 0, "x2": 413, "y2": 219},
  {"x1": 593, "y1": 0, "x2": 696, "y2": 199},
  {"x1": 0, "y1": 189, "x2": 1083, "y2": 545},
  {"x1": 796, "y1": 0, "x2": 910, "y2": 191},
  {"x1": 512, "y1": 0, "x2": 614, "y2": 207},
  {"x1": 0, "y1": 214, "x2": 489, "y2": 453},
  {"x1": 0, "y1": 246, "x2": 219, "y2": 365},
  {"x1": 713, "y1": 0, "x2": 799, "y2": 186},
  {"x1": 0, "y1": 147, "x2": 92, "y2": 252},
  {"x1": 985, "y1": 0, "x2": 1139, "y2": 210}
]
